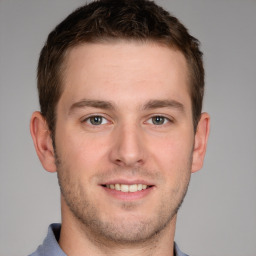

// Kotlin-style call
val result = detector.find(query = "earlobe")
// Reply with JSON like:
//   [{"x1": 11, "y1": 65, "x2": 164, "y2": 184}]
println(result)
[
  {"x1": 191, "y1": 112, "x2": 210, "y2": 173},
  {"x1": 30, "y1": 111, "x2": 57, "y2": 173}
]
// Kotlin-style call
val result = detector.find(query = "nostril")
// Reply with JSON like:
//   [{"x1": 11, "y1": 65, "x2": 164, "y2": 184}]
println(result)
[{"x1": 114, "y1": 159, "x2": 125, "y2": 166}]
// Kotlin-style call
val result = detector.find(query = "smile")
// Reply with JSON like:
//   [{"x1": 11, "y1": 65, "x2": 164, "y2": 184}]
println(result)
[{"x1": 105, "y1": 184, "x2": 150, "y2": 193}]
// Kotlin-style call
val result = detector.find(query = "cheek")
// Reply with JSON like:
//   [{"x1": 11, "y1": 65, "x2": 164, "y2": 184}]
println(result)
[
  {"x1": 150, "y1": 133, "x2": 194, "y2": 167},
  {"x1": 147, "y1": 132, "x2": 194, "y2": 193},
  {"x1": 56, "y1": 128, "x2": 109, "y2": 172}
]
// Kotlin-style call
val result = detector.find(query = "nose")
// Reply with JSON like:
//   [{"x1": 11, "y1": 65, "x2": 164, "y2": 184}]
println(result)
[{"x1": 109, "y1": 124, "x2": 145, "y2": 167}]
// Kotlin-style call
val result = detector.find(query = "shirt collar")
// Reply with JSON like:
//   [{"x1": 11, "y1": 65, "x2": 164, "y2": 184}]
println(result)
[{"x1": 33, "y1": 223, "x2": 66, "y2": 256}]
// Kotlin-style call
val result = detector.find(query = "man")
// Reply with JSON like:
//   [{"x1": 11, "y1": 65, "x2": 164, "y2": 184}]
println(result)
[{"x1": 29, "y1": 0, "x2": 210, "y2": 255}]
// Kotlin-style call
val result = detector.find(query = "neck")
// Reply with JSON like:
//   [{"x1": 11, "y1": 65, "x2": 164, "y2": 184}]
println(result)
[{"x1": 59, "y1": 198, "x2": 177, "y2": 256}]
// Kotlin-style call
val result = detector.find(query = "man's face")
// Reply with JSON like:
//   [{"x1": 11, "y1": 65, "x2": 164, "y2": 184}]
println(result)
[{"x1": 55, "y1": 41, "x2": 195, "y2": 243}]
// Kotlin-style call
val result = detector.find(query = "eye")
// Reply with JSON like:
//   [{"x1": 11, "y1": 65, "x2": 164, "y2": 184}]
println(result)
[
  {"x1": 147, "y1": 116, "x2": 170, "y2": 125},
  {"x1": 85, "y1": 116, "x2": 108, "y2": 126}
]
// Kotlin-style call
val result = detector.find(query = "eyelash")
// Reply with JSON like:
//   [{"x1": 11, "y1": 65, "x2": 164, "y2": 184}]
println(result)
[
  {"x1": 146, "y1": 115, "x2": 172, "y2": 126},
  {"x1": 82, "y1": 115, "x2": 110, "y2": 126},
  {"x1": 81, "y1": 114, "x2": 173, "y2": 127}
]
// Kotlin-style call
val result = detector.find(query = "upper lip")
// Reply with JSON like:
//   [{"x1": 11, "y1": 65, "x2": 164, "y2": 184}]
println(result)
[{"x1": 100, "y1": 179, "x2": 154, "y2": 186}]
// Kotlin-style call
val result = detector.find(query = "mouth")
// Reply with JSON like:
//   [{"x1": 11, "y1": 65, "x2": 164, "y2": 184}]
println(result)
[{"x1": 102, "y1": 184, "x2": 153, "y2": 193}]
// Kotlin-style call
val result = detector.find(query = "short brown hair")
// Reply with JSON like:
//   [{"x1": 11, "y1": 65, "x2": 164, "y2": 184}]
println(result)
[{"x1": 38, "y1": 0, "x2": 204, "y2": 134}]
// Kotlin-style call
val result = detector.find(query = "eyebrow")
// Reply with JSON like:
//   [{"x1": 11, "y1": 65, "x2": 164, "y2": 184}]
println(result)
[
  {"x1": 68, "y1": 98, "x2": 184, "y2": 114},
  {"x1": 69, "y1": 99, "x2": 114, "y2": 114},
  {"x1": 142, "y1": 99, "x2": 184, "y2": 112}
]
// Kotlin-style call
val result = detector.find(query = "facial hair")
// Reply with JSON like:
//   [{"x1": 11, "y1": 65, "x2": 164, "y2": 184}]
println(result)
[{"x1": 56, "y1": 151, "x2": 192, "y2": 246}]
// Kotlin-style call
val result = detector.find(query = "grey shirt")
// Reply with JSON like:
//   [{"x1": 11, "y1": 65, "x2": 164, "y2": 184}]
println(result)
[{"x1": 29, "y1": 223, "x2": 189, "y2": 256}]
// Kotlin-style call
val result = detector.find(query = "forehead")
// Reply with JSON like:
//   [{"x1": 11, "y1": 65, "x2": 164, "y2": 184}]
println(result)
[
  {"x1": 59, "y1": 41, "x2": 191, "y2": 110},
  {"x1": 64, "y1": 40, "x2": 188, "y2": 76}
]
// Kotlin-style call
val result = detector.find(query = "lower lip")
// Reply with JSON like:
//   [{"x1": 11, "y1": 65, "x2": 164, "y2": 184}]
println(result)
[{"x1": 101, "y1": 186, "x2": 154, "y2": 201}]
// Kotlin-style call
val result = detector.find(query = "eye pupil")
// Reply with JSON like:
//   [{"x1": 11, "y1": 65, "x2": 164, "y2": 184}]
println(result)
[
  {"x1": 90, "y1": 116, "x2": 102, "y2": 125},
  {"x1": 152, "y1": 116, "x2": 164, "y2": 125}
]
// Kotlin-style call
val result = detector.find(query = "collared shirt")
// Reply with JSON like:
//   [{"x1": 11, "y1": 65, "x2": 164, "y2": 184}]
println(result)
[{"x1": 29, "y1": 223, "x2": 189, "y2": 256}]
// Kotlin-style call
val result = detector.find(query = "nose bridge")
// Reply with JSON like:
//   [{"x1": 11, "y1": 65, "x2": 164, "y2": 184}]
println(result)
[{"x1": 111, "y1": 120, "x2": 145, "y2": 167}]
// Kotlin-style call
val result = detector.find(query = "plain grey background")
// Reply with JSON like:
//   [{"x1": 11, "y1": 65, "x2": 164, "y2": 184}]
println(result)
[{"x1": 0, "y1": 0, "x2": 255, "y2": 255}]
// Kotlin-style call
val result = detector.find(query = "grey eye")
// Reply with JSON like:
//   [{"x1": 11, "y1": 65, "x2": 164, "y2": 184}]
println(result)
[
  {"x1": 151, "y1": 116, "x2": 166, "y2": 125},
  {"x1": 88, "y1": 116, "x2": 104, "y2": 125}
]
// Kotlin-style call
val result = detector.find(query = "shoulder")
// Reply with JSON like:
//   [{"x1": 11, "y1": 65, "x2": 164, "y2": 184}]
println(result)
[
  {"x1": 174, "y1": 242, "x2": 190, "y2": 256},
  {"x1": 28, "y1": 223, "x2": 66, "y2": 256}
]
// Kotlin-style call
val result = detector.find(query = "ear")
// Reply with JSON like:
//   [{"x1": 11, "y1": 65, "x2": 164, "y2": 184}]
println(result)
[
  {"x1": 191, "y1": 112, "x2": 210, "y2": 173},
  {"x1": 30, "y1": 111, "x2": 57, "y2": 172}
]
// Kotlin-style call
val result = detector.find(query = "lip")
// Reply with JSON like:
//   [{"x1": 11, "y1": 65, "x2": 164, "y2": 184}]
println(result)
[
  {"x1": 102, "y1": 179, "x2": 154, "y2": 186},
  {"x1": 99, "y1": 179, "x2": 155, "y2": 201},
  {"x1": 101, "y1": 185, "x2": 154, "y2": 201}
]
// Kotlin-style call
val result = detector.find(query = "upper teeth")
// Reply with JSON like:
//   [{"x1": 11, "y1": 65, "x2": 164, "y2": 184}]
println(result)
[{"x1": 106, "y1": 184, "x2": 148, "y2": 192}]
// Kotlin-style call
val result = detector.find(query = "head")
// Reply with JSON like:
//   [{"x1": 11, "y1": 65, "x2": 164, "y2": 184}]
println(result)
[
  {"x1": 37, "y1": 0, "x2": 204, "y2": 138},
  {"x1": 31, "y1": 0, "x2": 210, "y2": 249}
]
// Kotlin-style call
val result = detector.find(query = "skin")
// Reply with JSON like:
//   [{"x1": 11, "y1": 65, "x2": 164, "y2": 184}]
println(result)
[{"x1": 30, "y1": 41, "x2": 210, "y2": 256}]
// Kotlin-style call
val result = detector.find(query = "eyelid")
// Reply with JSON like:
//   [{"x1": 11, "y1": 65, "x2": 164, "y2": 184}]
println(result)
[
  {"x1": 87, "y1": 116, "x2": 108, "y2": 125},
  {"x1": 145, "y1": 114, "x2": 174, "y2": 125},
  {"x1": 81, "y1": 113, "x2": 112, "y2": 125},
  {"x1": 80, "y1": 113, "x2": 174, "y2": 126}
]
